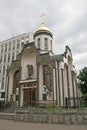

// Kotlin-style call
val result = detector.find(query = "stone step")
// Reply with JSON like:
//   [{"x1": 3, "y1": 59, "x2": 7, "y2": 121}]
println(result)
[{"x1": 0, "y1": 113, "x2": 15, "y2": 120}]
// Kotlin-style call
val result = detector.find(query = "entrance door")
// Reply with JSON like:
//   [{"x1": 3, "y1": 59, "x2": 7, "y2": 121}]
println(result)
[{"x1": 23, "y1": 88, "x2": 36, "y2": 106}]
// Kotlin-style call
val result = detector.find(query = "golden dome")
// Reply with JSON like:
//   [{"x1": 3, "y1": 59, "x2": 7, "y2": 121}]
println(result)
[
  {"x1": 34, "y1": 24, "x2": 53, "y2": 38},
  {"x1": 36, "y1": 25, "x2": 51, "y2": 32}
]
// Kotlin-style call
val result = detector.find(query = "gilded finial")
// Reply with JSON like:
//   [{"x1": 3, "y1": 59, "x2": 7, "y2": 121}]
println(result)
[{"x1": 40, "y1": 13, "x2": 46, "y2": 25}]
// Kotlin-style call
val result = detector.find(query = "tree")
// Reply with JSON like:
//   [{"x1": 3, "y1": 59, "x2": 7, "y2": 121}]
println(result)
[{"x1": 77, "y1": 67, "x2": 87, "y2": 95}]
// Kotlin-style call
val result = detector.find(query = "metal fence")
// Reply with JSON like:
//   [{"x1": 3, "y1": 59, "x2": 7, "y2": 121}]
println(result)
[{"x1": 65, "y1": 97, "x2": 87, "y2": 108}]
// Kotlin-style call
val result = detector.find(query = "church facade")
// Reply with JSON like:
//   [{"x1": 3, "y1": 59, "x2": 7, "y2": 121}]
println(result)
[{"x1": 7, "y1": 24, "x2": 79, "y2": 107}]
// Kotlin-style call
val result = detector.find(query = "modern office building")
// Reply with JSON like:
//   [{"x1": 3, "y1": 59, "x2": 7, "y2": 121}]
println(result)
[{"x1": 0, "y1": 33, "x2": 34, "y2": 101}]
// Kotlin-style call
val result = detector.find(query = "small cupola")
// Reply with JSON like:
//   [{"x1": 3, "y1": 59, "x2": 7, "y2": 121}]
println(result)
[
  {"x1": 34, "y1": 14, "x2": 53, "y2": 53},
  {"x1": 34, "y1": 25, "x2": 53, "y2": 39}
]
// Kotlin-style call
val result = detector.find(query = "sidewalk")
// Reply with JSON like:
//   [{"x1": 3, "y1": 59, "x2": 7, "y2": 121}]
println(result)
[
  {"x1": 0, "y1": 112, "x2": 14, "y2": 120},
  {"x1": 0, "y1": 119, "x2": 87, "y2": 130},
  {"x1": 0, "y1": 112, "x2": 15, "y2": 115}
]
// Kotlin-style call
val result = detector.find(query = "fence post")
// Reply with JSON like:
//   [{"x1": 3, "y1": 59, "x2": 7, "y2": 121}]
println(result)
[{"x1": 65, "y1": 97, "x2": 68, "y2": 108}]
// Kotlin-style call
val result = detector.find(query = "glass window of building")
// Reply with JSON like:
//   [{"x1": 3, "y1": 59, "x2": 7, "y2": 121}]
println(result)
[
  {"x1": 44, "y1": 38, "x2": 48, "y2": 50},
  {"x1": 0, "y1": 56, "x2": 3, "y2": 63},
  {"x1": 7, "y1": 65, "x2": 9, "y2": 69},
  {"x1": 50, "y1": 40, "x2": 52, "y2": 51},
  {"x1": 9, "y1": 42, "x2": 11, "y2": 51},
  {"x1": 12, "y1": 53, "x2": 15, "y2": 60},
  {"x1": 17, "y1": 40, "x2": 20, "y2": 49},
  {"x1": 1, "y1": 77, "x2": 4, "y2": 89},
  {"x1": 0, "y1": 56, "x2": 2, "y2": 63},
  {"x1": 38, "y1": 38, "x2": 40, "y2": 49},
  {"x1": 4, "y1": 55, "x2": 6, "y2": 63},
  {"x1": 3, "y1": 66, "x2": 5, "y2": 75},
  {"x1": 16, "y1": 51, "x2": 19, "y2": 59},
  {"x1": 1, "y1": 44, "x2": 3, "y2": 53},
  {"x1": 1, "y1": 92, "x2": 5, "y2": 98},
  {"x1": 0, "y1": 66, "x2": 1, "y2": 75},
  {"x1": 13, "y1": 40, "x2": 15, "y2": 50},
  {"x1": 5, "y1": 43, "x2": 7, "y2": 52},
  {"x1": 8, "y1": 54, "x2": 10, "y2": 62}
]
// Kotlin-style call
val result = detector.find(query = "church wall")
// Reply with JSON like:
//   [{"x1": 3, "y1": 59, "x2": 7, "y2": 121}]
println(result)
[
  {"x1": 38, "y1": 65, "x2": 43, "y2": 101},
  {"x1": 35, "y1": 35, "x2": 44, "y2": 49},
  {"x1": 53, "y1": 68, "x2": 56, "y2": 102},
  {"x1": 8, "y1": 72, "x2": 14, "y2": 101},
  {"x1": 35, "y1": 34, "x2": 53, "y2": 52},
  {"x1": 55, "y1": 51, "x2": 78, "y2": 107},
  {"x1": 73, "y1": 72, "x2": 77, "y2": 98},
  {"x1": 63, "y1": 50, "x2": 75, "y2": 101},
  {"x1": 38, "y1": 64, "x2": 53, "y2": 102},
  {"x1": 54, "y1": 61, "x2": 64, "y2": 106},
  {"x1": 59, "y1": 62, "x2": 63, "y2": 106},
  {"x1": 38, "y1": 63, "x2": 54, "y2": 105},
  {"x1": 63, "y1": 57, "x2": 68, "y2": 104},
  {"x1": 68, "y1": 58, "x2": 73, "y2": 99},
  {"x1": 63, "y1": 64, "x2": 68, "y2": 103},
  {"x1": 54, "y1": 61, "x2": 59, "y2": 105},
  {"x1": 20, "y1": 85, "x2": 23, "y2": 106},
  {"x1": 21, "y1": 52, "x2": 37, "y2": 80}
]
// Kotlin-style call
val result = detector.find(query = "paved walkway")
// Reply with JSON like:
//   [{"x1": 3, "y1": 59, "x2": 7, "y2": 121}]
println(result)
[
  {"x1": 0, "y1": 112, "x2": 14, "y2": 115},
  {"x1": 0, "y1": 119, "x2": 87, "y2": 130}
]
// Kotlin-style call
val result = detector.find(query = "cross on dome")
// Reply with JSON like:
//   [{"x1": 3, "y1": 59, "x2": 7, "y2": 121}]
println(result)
[{"x1": 40, "y1": 13, "x2": 46, "y2": 25}]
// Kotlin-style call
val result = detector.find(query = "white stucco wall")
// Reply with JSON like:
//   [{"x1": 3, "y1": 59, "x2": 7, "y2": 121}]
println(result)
[
  {"x1": 21, "y1": 52, "x2": 37, "y2": 80},
  {"x1": 20, "y1": 85, "x2": 24, "y2": 106},
  {"x1": 35, "y1": 34, "x2": 53, "y2": 52},
  {"x1": 39, "y1": 65, "x2": 43, "y2": 101},
  {"x1": 8, "y1": 72, "x2": 14, "y2": 101}
]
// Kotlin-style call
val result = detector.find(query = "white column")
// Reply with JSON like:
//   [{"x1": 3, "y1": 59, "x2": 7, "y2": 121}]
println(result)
[
  {"x1": 20, "y1": 85, "x2": 23, "y2": 106},
  {"x1": 55, "y1": 60, "x2": 59, "y2": 105},
  {"x1": 53, "y1": 68, "x2": 56, "y2": 105}
]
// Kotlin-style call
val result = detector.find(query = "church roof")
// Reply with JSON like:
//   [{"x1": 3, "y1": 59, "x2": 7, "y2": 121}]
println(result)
[
  {"x1": 36, "y1": 25, "x2": 51, "y2": 32},
  {"x1": 50, "y1": 54, "x2": 64, "y2": 61}
]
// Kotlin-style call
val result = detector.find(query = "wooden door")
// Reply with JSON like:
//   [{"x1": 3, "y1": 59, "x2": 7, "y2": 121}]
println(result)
[{"x1": 23, "y1": 88, "x2": 36, "y2": 105}]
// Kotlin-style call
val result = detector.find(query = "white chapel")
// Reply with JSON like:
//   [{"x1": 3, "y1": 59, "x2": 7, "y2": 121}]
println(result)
[{"x1": 7, "y1": 22, "x2": 79, "y2": 107}]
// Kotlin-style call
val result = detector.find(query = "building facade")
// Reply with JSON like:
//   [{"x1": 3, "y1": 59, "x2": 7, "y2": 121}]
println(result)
[
  {"x1": 0, "y1": 24, "x2": 79, "y2": 107},
  {"x1": 0, "y1": 33, "x2": 34, "y2": 101}
]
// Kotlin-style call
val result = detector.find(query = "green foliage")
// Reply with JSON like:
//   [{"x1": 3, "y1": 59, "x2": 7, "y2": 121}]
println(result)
[
  {"x1": 80, "y1": 94, "x2": 87, "y2": 108},
  {"x1": 54, "y1": 105, "x2": 62, "y2": 109},
  {"x1": 77, "y1": 67, "x2": 87, "y2": 94}
]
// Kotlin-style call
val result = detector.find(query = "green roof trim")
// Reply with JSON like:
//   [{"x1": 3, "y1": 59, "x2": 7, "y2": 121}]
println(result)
[{"x1": 50, "y1": 54, "x2": 64, "y2": 61}]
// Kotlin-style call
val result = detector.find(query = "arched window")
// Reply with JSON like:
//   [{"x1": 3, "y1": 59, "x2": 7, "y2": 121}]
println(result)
[
  {"x1": 50, "y1": 40, "x2": 52, "y2": 51},
  {"x1": 44, "y1": 38, "x2": 48, "y2": 50},
  {"x1": 13, "y1": 70, "x2": 20, "y2": 93},
  {"x1": 43, "y1": 65, "x2": 52, "y2": 91},
  {"x1": 37, "y1": 38, "x2": 40, "y2": 49}
]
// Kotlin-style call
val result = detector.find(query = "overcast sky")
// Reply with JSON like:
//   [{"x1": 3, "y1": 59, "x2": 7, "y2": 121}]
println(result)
[{"x1": 0, "y1": 0, "x2": 87, "y2": 73}]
